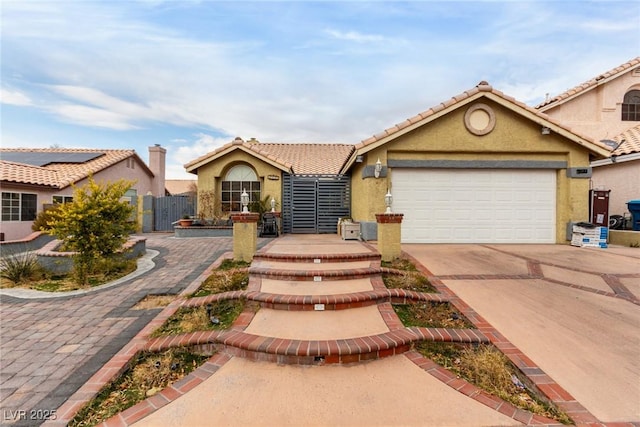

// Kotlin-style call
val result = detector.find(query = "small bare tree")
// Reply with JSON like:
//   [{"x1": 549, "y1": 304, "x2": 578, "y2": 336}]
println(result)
[{"x1": 198, "y1": 189, "x2": 219, "y2": 223}]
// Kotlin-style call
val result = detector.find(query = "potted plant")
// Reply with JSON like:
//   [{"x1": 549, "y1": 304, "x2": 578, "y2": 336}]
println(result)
[{"x1": 178, "y1": 214, "x2": 193, "y2": 227}]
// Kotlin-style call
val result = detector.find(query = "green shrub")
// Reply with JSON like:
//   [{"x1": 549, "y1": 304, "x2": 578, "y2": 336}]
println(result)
[
  {"x1": 46, "y1": 176, "x2": 136, "y2": 286},
  {"x1": 0, "y1": 247, "x2": 40, "y2": 285},
  {"x1": 32, "y1": 204, "x2": 61, "y2": 232}
]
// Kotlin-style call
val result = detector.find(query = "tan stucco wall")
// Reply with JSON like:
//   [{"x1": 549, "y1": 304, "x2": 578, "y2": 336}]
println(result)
[
  {"x1": 233, "y1": 218, "x2": 259, "y2": 261},
  {"x1": 542, "y1": 69, "x2": 640, "y2": 140},
  {"x1": 194, "y1": 151, "x2": 284, "y2": 217},
  {"x1": 350, "y1": 159, "x2": 390, "y2": 221},
  {"x1": 592, "y1": 161, "x2": 640, "y2": 215},
  {"x1": 609, "y1": 230, "x2": 640, "y2": 247},
  {"x1": 377, "y1": 220, "x2": 402, "y2": 261},
  {"x1": 351, "y1": 99, "x2": 595, "y2": 243}
]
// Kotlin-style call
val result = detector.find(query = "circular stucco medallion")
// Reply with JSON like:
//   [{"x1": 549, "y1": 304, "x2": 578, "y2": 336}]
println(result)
[{"x1": 464, "y1": 103, "x2": 496, "y2": 136}]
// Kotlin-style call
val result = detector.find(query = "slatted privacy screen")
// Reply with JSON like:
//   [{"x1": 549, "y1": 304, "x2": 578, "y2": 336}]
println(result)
[{"x1": 283, "y1": 174, "x2": 351, "y2": 234}]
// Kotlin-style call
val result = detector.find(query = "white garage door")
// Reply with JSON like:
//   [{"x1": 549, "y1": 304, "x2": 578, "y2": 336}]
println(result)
[{"x1": 391, "y1": 169, "x2": 556, "y2": 243}]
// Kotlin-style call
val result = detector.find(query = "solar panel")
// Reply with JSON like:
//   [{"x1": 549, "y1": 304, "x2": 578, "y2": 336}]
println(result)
[{"x1": 0, "y1": 152, "x2": 105, "y2": 166}]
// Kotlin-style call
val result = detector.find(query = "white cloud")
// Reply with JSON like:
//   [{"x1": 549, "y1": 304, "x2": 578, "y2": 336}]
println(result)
[
  {"x1": 324, "y1": 29, "x2": 387, "y2": 43},
  {"x1": 163, "y1": 133, "x2": 230, "y2": 179},
  {"x1": 50, "y1": 104, "x2": 141, "y2": 130},
  {"x1": 0, "y1": 87, "x2": 32, "y2": 106}
]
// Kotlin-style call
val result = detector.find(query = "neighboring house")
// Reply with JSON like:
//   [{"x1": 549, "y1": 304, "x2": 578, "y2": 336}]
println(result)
[
  {"x1": 185, "y1": 82, "x2": 611, "y2": 244},
  {"x1": 0, "y1": 145, "x2": 167, "y2": 241},
  {"x1": 537, "y1": 57, "x2": 640, "y2": 216},
  {"x1": 590, "y1": 125, "x2": 640, "y2": 217}
]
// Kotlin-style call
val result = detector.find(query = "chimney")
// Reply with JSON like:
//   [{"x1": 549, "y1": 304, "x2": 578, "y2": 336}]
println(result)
[{"x1": 148, "y1": 144, "x2": 166, "y2": 197}]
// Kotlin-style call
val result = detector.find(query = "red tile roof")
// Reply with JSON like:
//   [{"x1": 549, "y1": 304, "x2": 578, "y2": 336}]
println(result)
[
  {"x1": 536, "y1": 57, "x2": 640, "y2": 110},
  {"x1": 165, "y1": 179, "x2": 197, "y2": 195},
  {"x1": 611, "y1": 125, "x2": 640, "y2": 156},
  {"x1": 185, "y1": 138, "x2": 354, "y2": 175},
  {"x1": 0, "y1": 148, "x2": 147, "y2": 188},
  {"x1": 0, "y1": 160, "x2": 60, "y2": 187}
]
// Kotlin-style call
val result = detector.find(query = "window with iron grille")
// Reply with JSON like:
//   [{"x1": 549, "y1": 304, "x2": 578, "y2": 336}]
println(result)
[
  {"x1": 622, "y1": 90, "x2": 640, "y2": 121},
  {"x1": 221, "y1": 165, "x2": 260, "y2": 212},
  {"x1": 1, "y1": 192, "x2": 37, "y2": 221}
]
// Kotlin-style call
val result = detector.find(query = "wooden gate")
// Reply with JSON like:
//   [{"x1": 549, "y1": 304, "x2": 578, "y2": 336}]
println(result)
[{"x1": 153, "y1": 196, "x2": 196, "y2": 231}]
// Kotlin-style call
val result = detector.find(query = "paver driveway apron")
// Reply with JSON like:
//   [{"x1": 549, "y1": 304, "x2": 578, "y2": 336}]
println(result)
[{"x1": 0, "y1": 235, "x2": 234, "y2": 427}]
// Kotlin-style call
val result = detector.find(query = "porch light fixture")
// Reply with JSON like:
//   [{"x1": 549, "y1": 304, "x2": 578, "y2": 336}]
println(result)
[
  {"x1": 374, "y1": 158, "x2": 382, "y2": 178},
  {"x1": 270, "y1": 197, "x2": 276, "y2": 212},
  {"x1": 541, "y1": 126, "x2": 551, "y2": 135},
  {"x1": 384, "y1": 189, "x2": 393, "y2": 214},
  {"x1": 241, "y1": 189, "x2": 249, "y2": 213}
]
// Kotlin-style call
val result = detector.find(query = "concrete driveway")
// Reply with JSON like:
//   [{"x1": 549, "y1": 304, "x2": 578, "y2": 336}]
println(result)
[{"x1": 403, "y1": 244, "x2": 640, "y2": 423}]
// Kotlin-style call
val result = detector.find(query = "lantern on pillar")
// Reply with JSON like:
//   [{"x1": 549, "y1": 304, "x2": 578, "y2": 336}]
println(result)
[
  {"x1": 384, "y1": 189, "x2": 393, "y2": 214},
  {"x1": 241, "y1": 189, "x2": 249, "y2": 213}
]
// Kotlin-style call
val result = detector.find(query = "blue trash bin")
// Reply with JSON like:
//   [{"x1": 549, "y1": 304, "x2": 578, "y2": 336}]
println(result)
[{"x1": 627, "y1": 200, "x2": 640, "y2": 231}]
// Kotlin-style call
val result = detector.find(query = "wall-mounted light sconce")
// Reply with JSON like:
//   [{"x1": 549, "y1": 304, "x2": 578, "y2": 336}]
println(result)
[
  {"x1": 374, "y1": 158, "x2": 382, "y2": 178},
  {"x1": 270, "y1": 197, "x2": 276, "y2": 212},
  {"x1": 241, "y1": 189, "x2": 249, "y2": 213},
  {"x1": 541, "y1": 126, "x2": 551, "y2": 135},
  {"x1": 384, "y1": 189, "x2": 393, "y2": 213}
]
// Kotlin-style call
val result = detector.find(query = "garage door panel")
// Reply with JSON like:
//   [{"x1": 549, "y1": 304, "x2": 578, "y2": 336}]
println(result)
[{"x1": 393, "y1": 169, "x2": 556, "y2": 243}]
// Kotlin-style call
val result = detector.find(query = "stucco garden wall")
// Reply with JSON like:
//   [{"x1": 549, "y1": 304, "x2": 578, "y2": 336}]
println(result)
[{"x1": 350, "y1": 99, "x2": 594, "y2": 243}]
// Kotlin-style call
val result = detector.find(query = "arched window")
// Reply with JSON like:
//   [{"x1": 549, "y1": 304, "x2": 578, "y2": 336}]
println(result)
[
  {"x1": 221, "y1": 164, "x2": 260, "y2": 212},
  {"x1": 622, "y1": 90, "x2": 640, "y2": 121}
]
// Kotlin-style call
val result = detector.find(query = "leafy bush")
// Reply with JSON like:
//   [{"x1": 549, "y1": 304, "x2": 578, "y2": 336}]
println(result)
[
  {"x1": 32, "y1": 204, "x2": 62, "y2": 232},
  {"x1": 46, "y1": 176, "x2": 136, "y2": 285}
]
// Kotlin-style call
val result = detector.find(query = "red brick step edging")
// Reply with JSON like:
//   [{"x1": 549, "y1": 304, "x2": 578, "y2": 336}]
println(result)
[
  {"x1": 253, "y1": 252, "x2": 381, "y2": 263},
  {"x1": 248, "y1": 265, "x2": 385, "y2": 281},
  {"x1": 143, "y1": 326, "x2": 490, "y2": 365},
  {"x1": 181, "y1": 288, "x2": 450, "y2": 310},
  {"x1": 404, "y1": 350, "x2": 563, "y2": 426}
]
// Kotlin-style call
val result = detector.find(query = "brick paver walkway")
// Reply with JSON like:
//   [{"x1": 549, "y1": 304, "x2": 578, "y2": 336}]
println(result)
[{"x1": 0, "y1": 234, "x2": 240, "y2": 426}]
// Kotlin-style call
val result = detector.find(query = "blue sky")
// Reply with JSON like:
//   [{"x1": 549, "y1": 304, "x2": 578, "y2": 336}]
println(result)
[{"x1": 1, "y1": 1, "x2": 639, "y2": 179}]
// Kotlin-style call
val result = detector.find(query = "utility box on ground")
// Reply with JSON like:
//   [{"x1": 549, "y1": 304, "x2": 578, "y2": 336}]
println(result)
[{"x1": 589, "y1": 190, "x2": 610, "y2": 227}]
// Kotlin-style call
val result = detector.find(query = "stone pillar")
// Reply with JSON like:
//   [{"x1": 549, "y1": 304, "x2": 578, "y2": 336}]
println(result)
[
  {"x1": 375, "y1": 213, "x2": 404, "y2": 262},
  {"x1": 231, "y1": 213, "x2": 260, "y2": 262}
]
